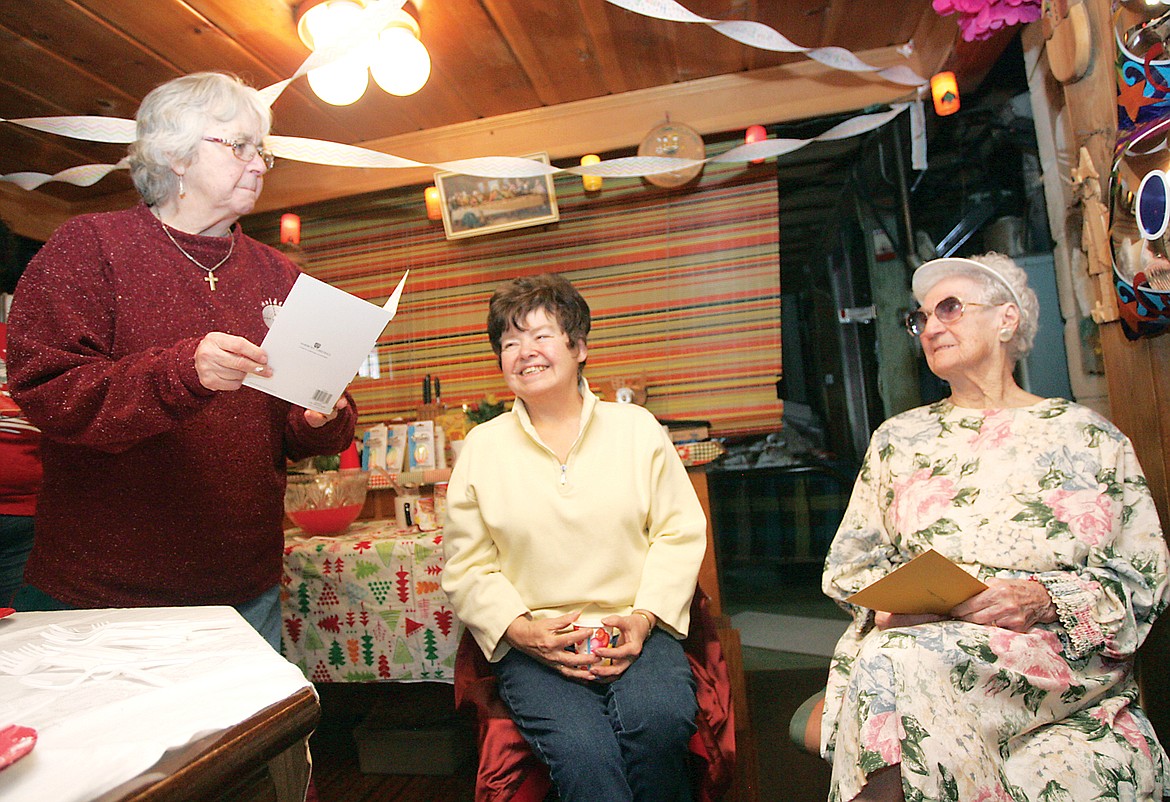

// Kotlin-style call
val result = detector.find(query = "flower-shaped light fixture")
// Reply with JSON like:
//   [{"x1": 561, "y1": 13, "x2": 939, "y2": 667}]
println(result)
[{"x1": 296, "y1": 0, "x2": 431, "y2": 106}]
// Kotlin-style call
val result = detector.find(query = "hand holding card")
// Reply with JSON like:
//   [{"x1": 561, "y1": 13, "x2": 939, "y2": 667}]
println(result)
[{"x1": 846, "y1": 549, "x2": 987, "y2": 615}]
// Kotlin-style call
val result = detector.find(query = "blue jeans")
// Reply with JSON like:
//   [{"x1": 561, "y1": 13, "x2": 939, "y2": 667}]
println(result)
[
  {"x1": 0, "y1": 515, "x2": 35, "y2": 607},
  {"x1": 493, "y1": 629, "x2": 697, "y2": 802},
  {"x1": 233, "y1": 585, "x2": 281, "y2": 651},
  {"x1": 13, "y1": 583, "x2": 282, "y2": 652}
]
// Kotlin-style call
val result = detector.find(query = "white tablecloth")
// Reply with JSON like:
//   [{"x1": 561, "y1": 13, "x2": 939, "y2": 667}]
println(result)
[{"x1": 0, "y1": 606, "x2": 312, "y2": 802}]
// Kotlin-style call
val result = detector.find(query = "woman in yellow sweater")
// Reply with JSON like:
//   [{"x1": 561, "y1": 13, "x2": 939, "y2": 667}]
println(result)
[{"x1": 442, "y1": 273, "x2": 707, "y2": 802}]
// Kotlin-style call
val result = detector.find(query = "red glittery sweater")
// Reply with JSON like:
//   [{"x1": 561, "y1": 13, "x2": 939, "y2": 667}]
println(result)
[{"x1": 7, "y1": 203, "x2": 357, "y2": 607}]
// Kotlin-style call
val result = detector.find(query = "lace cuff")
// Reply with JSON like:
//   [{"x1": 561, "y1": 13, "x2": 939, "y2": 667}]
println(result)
[
  {"x1": 1032, "y1": 573, "x2": 1104, "y2": 659},
  {"x1": 856, "y1": 606, "x2": 876, "y2": 637}
]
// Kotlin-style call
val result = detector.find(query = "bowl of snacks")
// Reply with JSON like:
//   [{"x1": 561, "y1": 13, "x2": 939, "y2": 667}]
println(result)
[{"x1": 284, "y1": 469, "x2": 370, "y2": 535}]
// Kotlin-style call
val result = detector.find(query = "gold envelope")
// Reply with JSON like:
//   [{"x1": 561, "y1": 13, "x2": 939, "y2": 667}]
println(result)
[{"x1": 846, "y1": 549, "x2": 987, "y2": 615}]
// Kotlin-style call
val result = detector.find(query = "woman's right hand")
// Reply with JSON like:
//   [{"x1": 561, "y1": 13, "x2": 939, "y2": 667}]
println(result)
[
  {"x1": 504, "y1": 612, "x2": 598, "y2": 680},
  {"x1": 195, "y1": 332, "x2": 271, "y2": 391},
  {"x1": 875, "y1": 578, "x2": 1058, "y2": 632}
]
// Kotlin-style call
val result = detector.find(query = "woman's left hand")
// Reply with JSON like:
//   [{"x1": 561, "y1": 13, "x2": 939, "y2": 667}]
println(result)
[
  {"x1": 949, "y1": 577, "x2": 1058, "y2": 631},
  {"x1": 589, "y1": 610, "x2": 656, "y2": 681},
  {"x1": 304, "y1": 395, "x2": 348, "y2": 428}
]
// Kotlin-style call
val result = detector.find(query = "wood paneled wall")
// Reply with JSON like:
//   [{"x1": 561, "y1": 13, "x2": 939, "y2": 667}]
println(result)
[
  {"x1": 1061, "y1": 0, "x2": 1170, "y2": 744},
  {"x1": 246, "y1": 145, "x2": 782, "y2": 436}
]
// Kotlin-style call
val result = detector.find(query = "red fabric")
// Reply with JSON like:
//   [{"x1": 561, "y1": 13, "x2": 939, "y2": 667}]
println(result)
[
  {"x1": 0, "y1": 322, "x2": 42, "y2": 515},
  {"x1": 454, "y1": 591, "x2": 735, "y2": 802},
  {"x1": 0, "y1": 429, "x2": 40, "y2": 515}
]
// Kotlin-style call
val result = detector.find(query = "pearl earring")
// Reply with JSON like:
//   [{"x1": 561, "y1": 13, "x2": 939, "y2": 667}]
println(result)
[
  {"x1": 178, "y1": 175, "x2": 186, "y2": 200},
  {"x1": 998, "y1": 328, "x2": 1012, "y2": 342}
]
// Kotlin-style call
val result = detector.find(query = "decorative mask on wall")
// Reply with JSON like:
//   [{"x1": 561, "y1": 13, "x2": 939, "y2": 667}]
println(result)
[
  {"x1": 1110, "y1": 115, "x2": 1170, "y2": 340},
  {"x1": 1108, "y1": 6, "x2": 1170, "y2": 339},
  {"x1": 1113, "y1": 9, "x2": 1170, "y2": 139}
]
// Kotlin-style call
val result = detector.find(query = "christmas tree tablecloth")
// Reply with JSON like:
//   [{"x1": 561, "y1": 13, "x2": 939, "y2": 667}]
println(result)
[{"x1": 281, "y1": 520, "x2": 461, "y2": 682}]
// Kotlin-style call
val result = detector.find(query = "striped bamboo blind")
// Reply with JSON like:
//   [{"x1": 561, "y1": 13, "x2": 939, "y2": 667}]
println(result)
[{"x1": 250, "y1": 144, "x2": 782, "y2": 437}]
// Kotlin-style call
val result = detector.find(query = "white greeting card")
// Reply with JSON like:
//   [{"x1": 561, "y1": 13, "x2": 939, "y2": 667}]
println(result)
[{"x1": 243, "y1": 271, "x2": 406, "y2": 413}]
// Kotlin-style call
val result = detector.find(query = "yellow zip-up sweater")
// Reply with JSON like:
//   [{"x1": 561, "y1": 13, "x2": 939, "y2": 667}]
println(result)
[{"x1": 441, "y1": 386, "x2": 707, "y2": 661}]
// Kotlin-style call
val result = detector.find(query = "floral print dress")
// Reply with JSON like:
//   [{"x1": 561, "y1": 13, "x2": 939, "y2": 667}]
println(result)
[{"x1": 822, "y1": 398, "x2": 1170, "y2": 802}]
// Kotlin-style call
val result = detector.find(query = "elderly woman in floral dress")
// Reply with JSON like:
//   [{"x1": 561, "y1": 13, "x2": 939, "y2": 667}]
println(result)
[{"x1": 821, "y1": 253, "x2": 1170, "y2": 801}]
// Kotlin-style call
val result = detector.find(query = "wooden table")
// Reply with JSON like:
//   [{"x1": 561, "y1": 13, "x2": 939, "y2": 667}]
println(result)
[
  {"x1": 93, "y1": 687, "x2": 318, "y2": 802},
  {"x1": 0, "y1": 607, "x2": 316, "y2": 802}
]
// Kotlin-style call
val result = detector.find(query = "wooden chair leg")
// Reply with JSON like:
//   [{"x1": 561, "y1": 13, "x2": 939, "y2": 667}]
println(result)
[{"x1": 717, "y1": 620, "x2": 759, "y2": 802}]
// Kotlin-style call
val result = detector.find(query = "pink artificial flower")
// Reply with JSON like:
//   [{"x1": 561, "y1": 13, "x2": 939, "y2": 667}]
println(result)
[
  {"x1": 892, "y1": 468, "x2": 957, "y2": 533},
  {"x1": 1044, "y1": 488, "x2": 1113, "y2": 545},
  {"x1": 933, "y1": 0, "x2": 985, "y2": 13},
  {"x1": 860, "y1": 711, "x2": 904, "y2": 765},
  {"x1": 934, "y1": 0, "x2": 1042, "y2": 42},
  {"x1": 987, "y1": 629, "x2": 1072, "y2": 691}
]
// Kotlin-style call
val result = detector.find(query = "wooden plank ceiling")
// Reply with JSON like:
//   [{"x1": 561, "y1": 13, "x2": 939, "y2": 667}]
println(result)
[{"x1": 0, "y1": 0, "x2": 1005, "y2": 264}]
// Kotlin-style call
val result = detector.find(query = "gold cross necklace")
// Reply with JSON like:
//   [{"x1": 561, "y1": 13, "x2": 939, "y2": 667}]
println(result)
[{"x1": 157, "y1": 214, "x2": 235, "y2": 291}]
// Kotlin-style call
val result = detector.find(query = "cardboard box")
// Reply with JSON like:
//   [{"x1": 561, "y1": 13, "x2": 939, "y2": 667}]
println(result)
[
  {"x1": 658, "y1": 418, "x2": 711, "y2": 444},
  {"x1": 352, "y1": 711, "x2": 474, "y2": 775}
]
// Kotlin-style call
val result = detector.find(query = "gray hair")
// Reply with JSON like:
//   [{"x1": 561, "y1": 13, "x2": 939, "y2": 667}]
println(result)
[
  {"x1": 959, "y1": 252, "x2": 1039, "y2": 362},
  {"x1": 128, "y1": 72, "x2": 272, "y2": 206}
]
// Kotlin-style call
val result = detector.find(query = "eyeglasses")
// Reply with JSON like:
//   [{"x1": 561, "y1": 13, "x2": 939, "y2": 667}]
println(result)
[
  {"x1": 905, "y1": 296, "x2": 999, "y2": 337},
  {"x1": 203, "y1": 137, "x2": 275, "y2": 169}
]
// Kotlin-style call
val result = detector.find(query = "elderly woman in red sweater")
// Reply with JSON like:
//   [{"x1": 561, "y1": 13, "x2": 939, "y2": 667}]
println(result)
[{"x1": 6, "y1": 72, "x2": 356, "y2": 648}]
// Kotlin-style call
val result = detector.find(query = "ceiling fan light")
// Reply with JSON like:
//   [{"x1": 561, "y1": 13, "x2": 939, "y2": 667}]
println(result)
[
  {"x1": 297, "y1": 0, "x2": 366, "y2": 50},
  {"x1": 307, "y1": 59, "x2": 369, "y2": 106},
  {"x1": 370, "y1": 25, "x2": 431, "y2": 96}
]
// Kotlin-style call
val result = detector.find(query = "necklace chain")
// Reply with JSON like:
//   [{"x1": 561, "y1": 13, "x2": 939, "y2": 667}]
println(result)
[{"x1": 157, "y1": 216, "x2": 235, "y2": 291}]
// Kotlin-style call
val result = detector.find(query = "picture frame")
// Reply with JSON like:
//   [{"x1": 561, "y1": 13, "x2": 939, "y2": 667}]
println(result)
[{"x1": 434, "y1": 152, "x2": 559, "y2": 240}]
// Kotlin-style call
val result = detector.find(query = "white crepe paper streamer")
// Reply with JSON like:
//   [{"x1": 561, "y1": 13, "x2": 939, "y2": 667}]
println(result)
[
  {"x1": 268, "y1": 135, "x2": 426, "y2": 169},
  {"x1": 4, "y1": 116, "x2": 136, "y2": 144},
  {"x1": 1, "y1": 161, "x2": 128, "y2": 191},
  {"x1": 559, "y1": 155, "x2": 706, "y2": 177},
  {"x1": 605, "y1": 0, "x2": 926, "y2": 87},
  {"x1": 257, "y1": 79, "x2": 294, "y2": 108},
  {"x1": 910, "y1": 98, "x2": 928, "y2": 171},
  {"x1": 1, "y1": 105, "x2": 908, "y2": 190},
  {"x1": 429, "y1": 156, "x2": 560, "y2": 178}
]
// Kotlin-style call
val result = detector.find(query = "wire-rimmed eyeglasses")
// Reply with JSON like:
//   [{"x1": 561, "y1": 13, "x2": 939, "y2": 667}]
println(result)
[
  {"x1": 203, "y1": 137, "x2": 275, "y2": 169},
  {"x1": 905, "y1": 296, "x2": 1000, "y2": 337}
]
